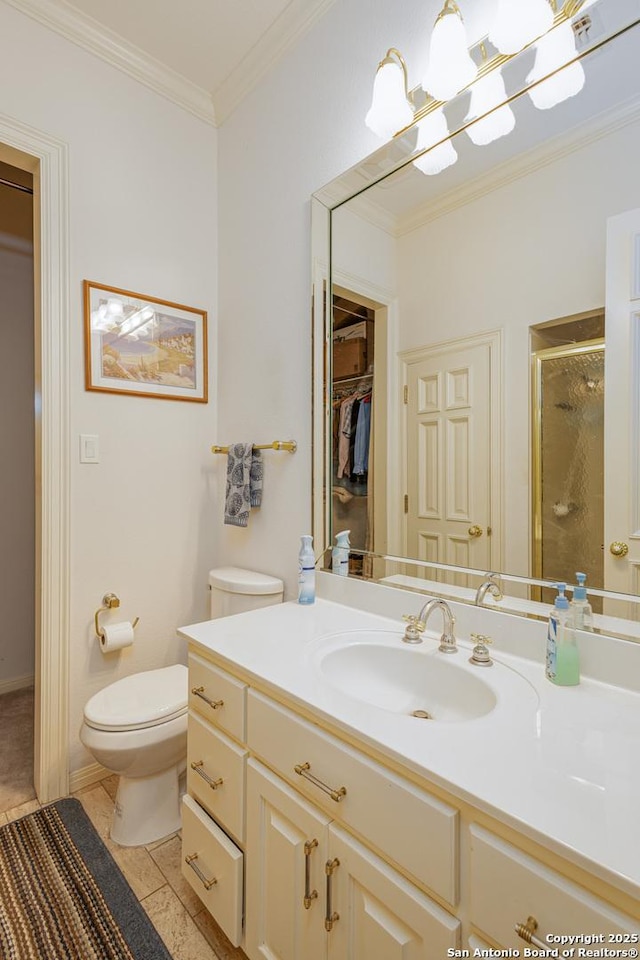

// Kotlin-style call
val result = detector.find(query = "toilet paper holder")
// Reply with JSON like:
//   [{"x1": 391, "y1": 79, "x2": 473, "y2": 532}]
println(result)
[{"x1": 94, "y1": 593, "x2": 140, "y2": 639}]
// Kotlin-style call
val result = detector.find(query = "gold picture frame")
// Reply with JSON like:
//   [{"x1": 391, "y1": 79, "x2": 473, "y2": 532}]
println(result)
[{"x1": 83, "y1": 280, "x2": 208, "y2": 402}]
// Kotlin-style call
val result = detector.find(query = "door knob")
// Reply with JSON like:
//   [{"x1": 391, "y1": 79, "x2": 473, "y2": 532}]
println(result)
[
  {"x1": 468, "y1": 525, "x2": 483, "y2": 538},
  {"x1": 609, "y1": 541, "x2": 629, "y2": 557}
]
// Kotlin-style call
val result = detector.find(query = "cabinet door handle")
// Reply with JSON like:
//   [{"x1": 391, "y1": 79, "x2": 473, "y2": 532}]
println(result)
[
  {"x1": 191, "y1": 685, "x2": 224, "y2": 709},
  {"x1": 325, "y1": 858, "x2": 340, "y2": 932},
  {"x1": 303, "y1": 839, "x2": 318, "y2": 909},
  {"x1": 185, "y1": 852, "x2": 217, "y2": 891},
  {"x1": 190, "y1": 760, "x2": 224, "y2": 790},
  {"x1": 294, "y1": 762, "x2": 347, "y2": 802},
  {"x1": 515, "y1": 916, "x2": 546, "y2": 950}
]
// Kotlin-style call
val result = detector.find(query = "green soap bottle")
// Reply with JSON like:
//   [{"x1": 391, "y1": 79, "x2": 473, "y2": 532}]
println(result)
[{"x1": 554, "y1": 603, "x2": 580, "y2": 687}]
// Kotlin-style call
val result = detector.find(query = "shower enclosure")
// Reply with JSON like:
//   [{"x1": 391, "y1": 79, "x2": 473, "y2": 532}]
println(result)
[{"x1": 532, "y1": 340, "x2": 605, "y2": 599}]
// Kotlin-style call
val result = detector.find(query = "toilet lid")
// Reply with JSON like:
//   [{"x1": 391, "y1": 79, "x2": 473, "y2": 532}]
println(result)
[{"x1": 84, "y1": 664, "x2": 188, "y2": 732}]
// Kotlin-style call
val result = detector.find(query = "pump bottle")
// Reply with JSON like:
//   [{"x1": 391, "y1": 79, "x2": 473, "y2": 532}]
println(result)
[
  {"x1": 570, "y1": 572, "x2": 593, "y2": 632},
  {"x1": 546, "y1": 583, "x2": 580, "y2": 686}
]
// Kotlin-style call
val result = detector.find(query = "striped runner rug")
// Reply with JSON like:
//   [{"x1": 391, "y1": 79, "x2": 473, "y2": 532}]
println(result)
[{"x1": 0, "y1": 798, "x2": 172, "y2": 959}]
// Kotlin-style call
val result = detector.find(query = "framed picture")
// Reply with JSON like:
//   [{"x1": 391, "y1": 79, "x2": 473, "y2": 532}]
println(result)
[{"x1": 83, "y1": 280, "x2": 208, "y2": 402}]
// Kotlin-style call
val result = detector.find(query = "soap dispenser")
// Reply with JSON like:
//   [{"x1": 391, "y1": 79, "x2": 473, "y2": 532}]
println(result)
[
  {"x1": 546, "y1": 583, "x2": 570, "y2": 683},
  {"x1": 547, "y1": 583, "x2": 580, "y2": 686},
  {"x1": 570, "y1": 572, "x2": 593, "y2": 632},
  {"x1": 332, "y1": 530, "x2": 351, "y2": 577}
]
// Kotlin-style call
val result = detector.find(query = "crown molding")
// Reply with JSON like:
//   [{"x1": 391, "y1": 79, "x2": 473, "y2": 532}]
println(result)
[
  {"x1": 397, "y1": 95, "x2": 640, "y2": 236},
  {"x1": 212, "y1": 0, "x2": 338, "y2": 125},
  {"x1": 4, "y1": 0, "x2": 216, "y2": 125}
]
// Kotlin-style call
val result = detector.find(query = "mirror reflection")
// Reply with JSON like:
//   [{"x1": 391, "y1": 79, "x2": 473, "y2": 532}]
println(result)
[{"x1": 321, "y1": 2, "x2": 640, "y2": 629}]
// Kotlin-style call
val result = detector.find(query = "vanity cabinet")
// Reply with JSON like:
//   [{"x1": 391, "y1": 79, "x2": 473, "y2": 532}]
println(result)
[
  {"x1": 245, "y1": 759, "x2": 460, "y2": 960},
  {"x1": 182, "y1": 647, "x2": 640, "y2": 958}
]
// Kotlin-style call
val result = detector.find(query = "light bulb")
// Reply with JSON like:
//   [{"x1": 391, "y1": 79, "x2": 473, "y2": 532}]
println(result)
[
  {"x1": 465, "y1": 70, "x2": 515, "y2": 145},
  {"x1": 365, "y1": 58, "x2": 414, "y2": 140},
  {"x1": 489, "y1": 0, "x2": 554, "y2": 55},
  {"x1": 422, "y1": 5, "x2": 477, "y2": 102},
  {"x1": 412, "y1": 109, "x2": 458, "y2": 176},
  {"x1": 527, "y1": 21, "x2": 585, "y2": 110}
]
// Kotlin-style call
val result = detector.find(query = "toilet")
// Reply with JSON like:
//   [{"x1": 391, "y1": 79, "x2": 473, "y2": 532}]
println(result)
[{"x1": 80, "y1": 567, "x2": 283, "y2": 847}]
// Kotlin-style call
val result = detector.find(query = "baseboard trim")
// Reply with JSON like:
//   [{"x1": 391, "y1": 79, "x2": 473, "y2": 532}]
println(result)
[
  {"x1": 0, "y1": 674, "x2": 35, "y2": 696},
  {"x1": 69, "y1": 761, "x2": 108, "y2": 793}
]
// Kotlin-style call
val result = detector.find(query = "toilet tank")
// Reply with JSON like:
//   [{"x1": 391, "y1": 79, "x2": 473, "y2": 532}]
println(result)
[{"x1": 209, "y1": 567, "x2": 284, "y2": 619}]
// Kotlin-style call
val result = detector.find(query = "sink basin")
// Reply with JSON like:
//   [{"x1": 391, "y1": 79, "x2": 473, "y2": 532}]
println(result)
[{"x1": 312, "y1": 630, "x2": 534, "y2": 722}]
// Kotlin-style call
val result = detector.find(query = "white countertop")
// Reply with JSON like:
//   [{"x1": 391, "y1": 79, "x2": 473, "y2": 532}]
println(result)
[{"x1": 178, "y1": 598, "x2": 640, "y2": 901}]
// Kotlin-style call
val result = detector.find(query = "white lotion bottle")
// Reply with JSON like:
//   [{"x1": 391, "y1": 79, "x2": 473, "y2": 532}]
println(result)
[
  {"x1": 298, "y1": 535, "x2": 316, "y2": 604},
  {"x1": 332, "y1": 529, "x2": 351, "y2": 576}
]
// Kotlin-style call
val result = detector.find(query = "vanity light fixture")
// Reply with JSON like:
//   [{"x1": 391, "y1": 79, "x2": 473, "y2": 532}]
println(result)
[
  {"x1": 365, "y1": 48, "x2": 415, "y2": 140},
  {"x1": 422, "y1": 0, "x2": 477, "y2": 103},
  {"x1": 464, "y1": 66, "x2": 515, "y2": 145},
  {"x1": 526, "y1": 18, "x2": 585, "y2": 110},
  {"x1": 412, "y1": 108, "x2": 458, "y2": 175},
  {"x1": 489, "y1": 0, "x2": 554, "y2": 55}
]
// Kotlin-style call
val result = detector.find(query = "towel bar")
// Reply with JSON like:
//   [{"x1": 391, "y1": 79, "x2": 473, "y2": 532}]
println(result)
[{"x1": 211, "y1": 440, "x2": 297, "y2": 454}]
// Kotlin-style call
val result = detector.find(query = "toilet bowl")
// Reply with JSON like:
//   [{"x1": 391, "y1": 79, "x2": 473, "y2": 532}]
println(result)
[{"x1": 80, "y1": 663, "x2": 188, "y2": 847}]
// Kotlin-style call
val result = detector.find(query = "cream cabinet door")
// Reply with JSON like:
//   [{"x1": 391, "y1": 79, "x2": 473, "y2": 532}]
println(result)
[
  {"x1": 245, "y1": 759, "x2": 330, "y2": 960},
  {"x1": 327, "y1": 824, "x2": 460, "y2": 960}
]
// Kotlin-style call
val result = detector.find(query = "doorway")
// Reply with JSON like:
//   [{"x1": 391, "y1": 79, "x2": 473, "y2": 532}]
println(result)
[
  {"x1": 0, "y1": 119, "x2": 70, "y2": 804},
  {"x1": 0, "y1": 161, "x2": 35, "y2": 809}
]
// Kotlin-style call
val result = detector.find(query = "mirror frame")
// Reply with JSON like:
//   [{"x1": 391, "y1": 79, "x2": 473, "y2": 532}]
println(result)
[{"x1": 311, "y1": 10, "x2": 640, "y2": 642}]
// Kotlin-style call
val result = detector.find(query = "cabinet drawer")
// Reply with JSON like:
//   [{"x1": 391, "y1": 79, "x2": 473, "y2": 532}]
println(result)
[
  {"x1": 181, "y1": 795, "x2": 244, "y2": 947},
  {"x1": 187, "y1": 711, "x2": 247, "y2": 844},
  {"x1": 247, "y1": 689, "x2": 458, "y2": 905},
  {"x1": 188, "y1": 652, "x2": 246, "y2": 742},
  {"x1": 469, "y1": 825, "x2": 639, "y2": 946}
]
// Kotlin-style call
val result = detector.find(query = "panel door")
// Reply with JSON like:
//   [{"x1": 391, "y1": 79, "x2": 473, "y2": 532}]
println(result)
[
  {"x1": 405, "y1": 340, "x2": 492, "y2": 573},
  {"x1": 245, "y1": 759, "x2": 329, "y2": 960},
  {"x1": 604, "y1": 208, "x2": 640, "y2": 610},
  {"x1": 327, "y1": 824, "x2": 460, "y2": 960}
]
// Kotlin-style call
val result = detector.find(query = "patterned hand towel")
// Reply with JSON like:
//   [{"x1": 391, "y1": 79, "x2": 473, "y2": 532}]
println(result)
[{"x1": 224, "y1": 443, "x2": 263, "y2": 526}]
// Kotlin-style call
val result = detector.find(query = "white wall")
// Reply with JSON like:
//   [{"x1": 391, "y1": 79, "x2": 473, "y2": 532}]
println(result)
[
  {"x1": 397, "y1": 118, "x2": 640, "y2": 575},
  {"x1": 0, "y1": 176, "x2": 34, "y2": 689},
  {"x1": 216, "y1": 0, "x2": 448, "y2": 595},
  {"x1": 0, "y1": 3, "x2": 218, "y2": 772}
]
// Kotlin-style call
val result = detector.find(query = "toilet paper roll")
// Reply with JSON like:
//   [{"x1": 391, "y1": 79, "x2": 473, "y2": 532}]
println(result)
[{"x1": 100, "y1": 621, "x2": 135, "y2": 653}]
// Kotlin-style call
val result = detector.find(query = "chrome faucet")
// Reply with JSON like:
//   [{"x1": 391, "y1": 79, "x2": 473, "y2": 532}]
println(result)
[
  {"x1": 475, "y1": 573, "x2": 503, "y2": 607},
  {"x1": 402, "y1": 598, "x2": 457, "y2": 653}
]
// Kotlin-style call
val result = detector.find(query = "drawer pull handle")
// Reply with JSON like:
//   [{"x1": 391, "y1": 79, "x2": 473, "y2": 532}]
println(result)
[
  {"x1": 303, "y1": 839, "x2": 319, "y2": 909},
  {"x1": 294, "y1": 762, "x2": 347, "y2": 803},
  {"x1": 190, "y1": 760, "x2": 224, "y2": 790},
  {"x1": 515, "y1": 916, "x2": 546, "y2": 950},
  {"x1": 324, "y1": 858, "x2": 340, "y2": 932},
  {"x1": 185, "y1": 852, "x2": 217, "y2": 891},
  {"x1": 191, "y1": 686, "x2": 224, "y2": 710}
]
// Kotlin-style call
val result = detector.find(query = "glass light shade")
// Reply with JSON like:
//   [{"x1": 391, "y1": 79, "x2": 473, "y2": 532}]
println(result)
[
  {"x1": 365, "y1": 60, "x2": 414, "y2": 140},
  {"x1": 489, "y1": 0, "x2": 554, "y2": 55},
  {"x1": 422, "y1": 10, "x2": 477, "y2": 102},
  {"x1": 527, "y1": 22, "x2": 585, "y2": 110},
  {"x1": 464, "y1": 70, "x2": 515, "y2": 145},
  {"x1": 412, "y1": 109, "x2": 458, "y2": 176}
]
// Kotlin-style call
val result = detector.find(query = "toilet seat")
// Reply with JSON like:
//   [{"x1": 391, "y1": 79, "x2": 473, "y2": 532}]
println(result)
[{"x1": 84, "y1": 664, "x2": 188, "y2": 732}]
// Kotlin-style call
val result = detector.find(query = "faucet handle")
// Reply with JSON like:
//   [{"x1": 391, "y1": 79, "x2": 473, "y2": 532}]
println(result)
[
  {"x1": 402, "y1": 614, "x2": 425, "y2": 644},
  {"x1": 469, "y1": 633, "x2": 493, "y2": 666}
]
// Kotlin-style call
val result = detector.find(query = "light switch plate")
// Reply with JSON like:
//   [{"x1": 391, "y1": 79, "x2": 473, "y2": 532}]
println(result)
[{"x1": 80, "y1": 434, "x2": 99, "y2": 463}]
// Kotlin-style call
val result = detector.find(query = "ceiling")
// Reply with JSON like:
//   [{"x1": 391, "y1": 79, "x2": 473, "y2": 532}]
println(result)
[{"x1": 6, "y1": 0, "x2": 337, "y2": 124}]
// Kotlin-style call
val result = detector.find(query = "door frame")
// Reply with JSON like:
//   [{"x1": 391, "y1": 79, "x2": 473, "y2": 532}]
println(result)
[
  {"x1": 0, "y1": 116, "x2": 70, "y2": 802},
  {"x1": 399, "y1": 329, "x2": 503, "y2": 572}
]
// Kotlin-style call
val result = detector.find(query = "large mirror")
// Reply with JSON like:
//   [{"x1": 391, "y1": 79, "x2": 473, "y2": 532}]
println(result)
[{"x1": 312, "y1": 0, "x2": 640, "y2": 637}]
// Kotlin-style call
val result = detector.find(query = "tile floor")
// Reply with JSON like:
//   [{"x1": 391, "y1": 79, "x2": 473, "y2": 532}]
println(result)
[{"x1": 0, "y1": 777, "x2": 248, "y2": 960}]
